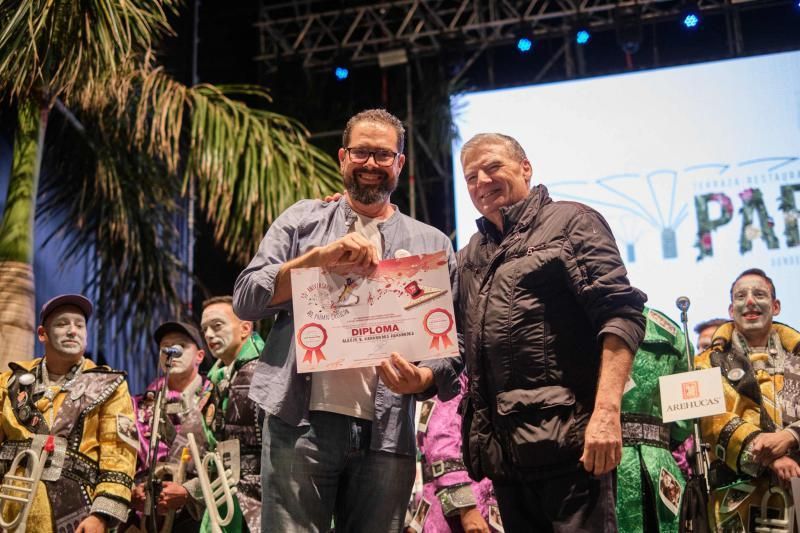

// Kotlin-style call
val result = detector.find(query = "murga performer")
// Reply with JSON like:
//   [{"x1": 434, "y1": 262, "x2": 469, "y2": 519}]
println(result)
[
  {"x1": 199, "y1": 296, "x2": 265, "y2": 532},
  {"x1": 697, "y1": 269, "x2": 800, "y2": 532},
  {"x1": 617, "y1": 307, "x2": 692, "y2": 533},
  {"x1": 0, "y1": 294, "x2": 138, "y2": 532}
]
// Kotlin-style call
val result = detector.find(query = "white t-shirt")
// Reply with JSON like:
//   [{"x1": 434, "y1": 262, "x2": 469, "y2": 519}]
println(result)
[{"x1": 309, "y1": 212, "x2": 383, "y2": 420}]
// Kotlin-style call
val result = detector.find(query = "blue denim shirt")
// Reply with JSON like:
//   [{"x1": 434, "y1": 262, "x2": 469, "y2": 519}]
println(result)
[{"x1": 233, "y1": 198, "x2": 462, "y2": 456}]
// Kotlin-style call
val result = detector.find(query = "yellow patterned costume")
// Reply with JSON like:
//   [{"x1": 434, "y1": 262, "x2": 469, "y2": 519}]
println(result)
[
  {"x1": 695, "y1": 322, "x2": 800, "y2": 532},
  {"x1": 0, "y1": 358, "x2": 138, "y2": 532}
]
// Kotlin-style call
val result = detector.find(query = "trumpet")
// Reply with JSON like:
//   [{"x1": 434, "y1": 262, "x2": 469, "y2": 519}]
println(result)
[
  {"x1": 186, "y1": 434, "x2": 238, "y2": 533},
  {"x1": 0, "y1": 435, "x2": 55, "y2": 533}
]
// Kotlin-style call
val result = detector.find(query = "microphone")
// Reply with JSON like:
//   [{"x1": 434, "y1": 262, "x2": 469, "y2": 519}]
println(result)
[
  {"x1": 675, "y1": 296, "x2": 690, "y2": 312},
  {"x1": 161, "y1": 345, "x2": 183, "y2": 358}
]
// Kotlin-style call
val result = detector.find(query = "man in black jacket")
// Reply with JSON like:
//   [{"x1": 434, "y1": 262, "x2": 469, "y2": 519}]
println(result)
[{"x1": 457, "y1": 133, "x2": 647, "y2": 532}]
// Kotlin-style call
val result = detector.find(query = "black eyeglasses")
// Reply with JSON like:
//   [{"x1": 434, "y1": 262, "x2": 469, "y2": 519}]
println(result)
[{"x1": 345, "y1": 147, "x2": 399, "y2": 167}]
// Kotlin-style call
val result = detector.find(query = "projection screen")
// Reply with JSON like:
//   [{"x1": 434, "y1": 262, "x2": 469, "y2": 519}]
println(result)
[{"x1": 451, "y1": 50, "x2": 800, "y2": 335}]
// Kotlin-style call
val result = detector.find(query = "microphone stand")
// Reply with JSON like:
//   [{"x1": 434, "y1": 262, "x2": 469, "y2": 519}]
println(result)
[
  {"x1": 676, "y1": 298, "x2": 712, "y2": 533},
  {"x1": 678, "y1": 303, "x2": 711, "y2": 494},
  {"x1": 143, "y1": 355, "x2": 173, "y2": 533}
]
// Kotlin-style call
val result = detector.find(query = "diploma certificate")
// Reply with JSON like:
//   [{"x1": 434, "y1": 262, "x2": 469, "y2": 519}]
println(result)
[{"x1": 290, "y1": 251, "x2": 457, "y2": 373}]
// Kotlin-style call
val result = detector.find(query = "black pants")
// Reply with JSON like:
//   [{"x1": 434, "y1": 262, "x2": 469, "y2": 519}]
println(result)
[{"x1": 493, "y1": 469, "x2": 617, "y2": 533}]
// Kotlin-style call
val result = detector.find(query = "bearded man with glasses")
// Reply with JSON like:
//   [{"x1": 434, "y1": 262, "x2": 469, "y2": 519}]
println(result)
[{"x1": 234, "y1": 109, "x2": 461, "y2": 533}]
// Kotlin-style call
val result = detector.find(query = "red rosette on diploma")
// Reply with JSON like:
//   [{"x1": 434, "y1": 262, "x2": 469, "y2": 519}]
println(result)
[
  {"x1": 297, "y1": 323, "x2": 328, "y2": 364},
  {"x1": 423, "y1": 308, "x2": 454, "y2": 351}
]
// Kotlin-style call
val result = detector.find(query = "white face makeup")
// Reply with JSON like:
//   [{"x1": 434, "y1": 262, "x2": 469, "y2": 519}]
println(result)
[
  {"x1": 158, "y1": 332, "x2": 201, "y2": 376},
  {"x1": 729, "y1": 274, "x2": 780, "y2": 344},
  {"x1": 42, "y1": 307, "x2": 87, "y2": 358},
  {"x1": 201, "y1": 305, "x2": 237, "y2": 360}
]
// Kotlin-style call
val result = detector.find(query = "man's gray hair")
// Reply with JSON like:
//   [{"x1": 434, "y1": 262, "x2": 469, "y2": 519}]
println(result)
[
  {"x1": 460, "y1": 133, "x2": 528, "y2": 162},
  {"x1": 342, "y1": 109, "x2": 406, "y2": 153}
]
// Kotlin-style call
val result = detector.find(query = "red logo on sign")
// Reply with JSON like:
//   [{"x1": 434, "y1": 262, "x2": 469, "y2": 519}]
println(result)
[{"x1": 682, "y1": 381, "x2": 700, "y2": 400}]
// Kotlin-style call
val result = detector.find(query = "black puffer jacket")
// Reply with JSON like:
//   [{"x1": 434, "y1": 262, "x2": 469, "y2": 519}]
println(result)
[{"x1": 458, "y1": 185, "x2": 647, "y2": 481}]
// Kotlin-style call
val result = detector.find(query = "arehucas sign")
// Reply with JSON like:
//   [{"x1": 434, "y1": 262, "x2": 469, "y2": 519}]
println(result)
[{"x1": 659, "y1": 367, "x2": 725, "y2": 423}]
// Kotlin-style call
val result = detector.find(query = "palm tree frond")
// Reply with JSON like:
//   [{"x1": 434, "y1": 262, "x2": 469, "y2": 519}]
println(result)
[
  {"x1": 85, "y1": 68, "x2": 342, "y2": 264},
  {"x1": 0, "y1": 0, "x2": 178, "y2": 102},
  {"x1": 37, "y1": 106, "x2": 184, "y2": 354}
]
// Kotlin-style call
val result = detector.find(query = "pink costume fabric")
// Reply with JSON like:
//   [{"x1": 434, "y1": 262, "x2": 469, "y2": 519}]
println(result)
[
  {"x1": 672, "y1": 436, "x2": 694, "y2": 479},
  {"x1": 415, "y1": 375, "x2": 500, "y2": 532},
  {"x1": 132, "y1": 375, "x2": 213, "y2": 480}
]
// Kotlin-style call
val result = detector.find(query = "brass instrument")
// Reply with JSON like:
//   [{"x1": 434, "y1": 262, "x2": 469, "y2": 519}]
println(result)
[
  {"x1": 187, "y1": 434, "x2": 239, "y2": 533},
  {"x1": 159, "y1": 448, "x2": 190, "y2": 533},
  {"x1": 0, "y1": 435, "x2": 55, "y2": 533},
  {"x1": 754, "y1": 486, "x2": 794, "y2": 533},
  {"x1": 125, "y1": 460, "x2": 184, "y2": 533}
]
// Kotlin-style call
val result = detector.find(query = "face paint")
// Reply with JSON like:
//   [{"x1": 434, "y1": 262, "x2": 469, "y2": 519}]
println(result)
[
  {"x1": 201, "y1": 305, "x2": 237, "y2": 360},
  {"x1": 158, "y1": 332, "x2": 201, "y2": 376},
  {"x1": 729, "y1": 275, "x2": 779, "y2": 343},
  {"x1": 44, "y1": 307, "x2": 87, "y2": 358}
]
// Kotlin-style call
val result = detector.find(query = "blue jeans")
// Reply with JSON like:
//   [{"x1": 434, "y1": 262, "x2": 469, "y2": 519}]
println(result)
[{"x1": 261, "y1": 410, "x2": 416, "y2": 532}]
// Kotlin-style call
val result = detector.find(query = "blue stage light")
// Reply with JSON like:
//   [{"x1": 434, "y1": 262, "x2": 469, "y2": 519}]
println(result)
[
  {"x1": 516, "y1": 37, "x2": 533, "y2": 53},
  {"x1": 682, "y1": 13, "x2": 699, "y2": 28},
  {"x1": 576, "y1": 30, "x2": 591, "y2": 45},
  {"x1": 334, "y1": 66, "x2": 349, "y2": 80}
]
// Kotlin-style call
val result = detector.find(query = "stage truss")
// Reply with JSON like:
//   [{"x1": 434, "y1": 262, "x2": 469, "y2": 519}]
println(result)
[{"x1": 256, "y1": 0, "x2": 783, "y2": 73}]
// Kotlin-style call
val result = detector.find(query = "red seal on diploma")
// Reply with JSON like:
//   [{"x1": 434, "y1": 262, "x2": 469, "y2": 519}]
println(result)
[
  {"x1": 297, "y1": 323, "x2": 328, "y2": 364},
  {"x1": 423, "y1": 308, "x2": 454, "y2": 351}
]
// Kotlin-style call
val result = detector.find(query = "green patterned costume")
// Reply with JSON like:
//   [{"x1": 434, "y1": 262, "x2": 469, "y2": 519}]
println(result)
[{"x1": 617, "y1": 307, "x2": 693, "y2": 533}]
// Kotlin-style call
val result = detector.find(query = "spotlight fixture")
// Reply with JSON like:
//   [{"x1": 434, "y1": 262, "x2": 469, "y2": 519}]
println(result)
[
  {"x1": 334, "y1": 66, "x2": 349, "y2": 80},
  {"x1": 576, "y1": 29, "x2": 591, "y2": 45},
  {"x1": 681, "y1": 1, "x2": 701, "y2": 29},
  {"x1": 516, "y1": 37, "x2": 533, "y2": 53},
  {"x1": 615, "y1": 5, "x2": 642, "y2": 55},
  {"x1": 682, "y1": 13, "x2": 699, "y2": 28},
  {"x1": 513, "y1": 22, "x2": 534, "y2": 54}
]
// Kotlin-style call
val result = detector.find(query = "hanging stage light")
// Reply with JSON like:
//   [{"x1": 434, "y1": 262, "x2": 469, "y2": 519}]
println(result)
[
  {"x1": 512, "y1": 21, "x2": 534, "y2": 54},
  {"x1": 615, "y1": 4, "x2": 642, "y2": 55},
  {"x1": 682, "y1": 13, "x2": 700, "y2": 28},
  {"x1": 681, "y1": 1, "x2": 701, "y2": 29},
  {"x1": 576, "y1": 29, "x2": 591, "y2": 45},
  {"x1": 334, "y1": 66, "x2": 349, "y2": 80}
]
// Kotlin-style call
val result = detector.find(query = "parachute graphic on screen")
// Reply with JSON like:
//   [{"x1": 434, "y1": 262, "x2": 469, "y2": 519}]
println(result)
[
  {"x1": 549, "y1": 170, "x2": 689, "y2": 259},
  {"x1": 608, "y1": 214, "x2": 647, "y2": 263}
]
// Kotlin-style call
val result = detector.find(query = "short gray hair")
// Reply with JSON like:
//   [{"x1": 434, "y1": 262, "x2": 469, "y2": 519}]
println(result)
[
  {"x1": 460, "y1": 133, "x2": 528, "y2": 163},
  {"x1": 343, "y1": 109, "x2": 406, "y2": 153}
]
